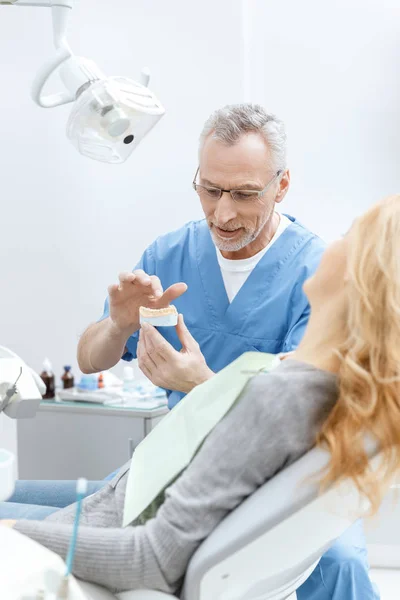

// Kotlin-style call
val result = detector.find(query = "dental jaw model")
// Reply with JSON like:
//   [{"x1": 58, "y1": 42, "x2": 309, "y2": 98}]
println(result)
[{"x1": 139, "y1": 305, "x2": 178, "y2": 327}]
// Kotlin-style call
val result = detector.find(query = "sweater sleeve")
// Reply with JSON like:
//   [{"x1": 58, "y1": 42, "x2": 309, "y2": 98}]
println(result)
[{"x1": 14, "y1": 520, "x2": 171, "y2": 593}]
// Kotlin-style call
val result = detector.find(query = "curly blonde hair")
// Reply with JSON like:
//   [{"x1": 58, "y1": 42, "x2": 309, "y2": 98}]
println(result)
[{"x1": 317, "y1": 195, "x2": 400, "y2": 514}]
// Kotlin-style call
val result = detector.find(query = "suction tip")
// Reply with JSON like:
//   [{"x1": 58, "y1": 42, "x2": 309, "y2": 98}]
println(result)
[{"x1": 76, "y1": 478, "x2": 88, "y2": 495}]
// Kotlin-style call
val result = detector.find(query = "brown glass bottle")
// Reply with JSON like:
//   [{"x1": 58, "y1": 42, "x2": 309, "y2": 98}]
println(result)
[
  {"x1": 62, "y1": 366, "x2": 74, "y2": 389},
  {"x1": 40, "y1": 358, "x2": 55, "y2": 399}
]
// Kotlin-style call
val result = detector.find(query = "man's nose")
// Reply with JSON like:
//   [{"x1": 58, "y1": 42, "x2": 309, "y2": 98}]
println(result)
[{"x1": 214, "y1": 191, "x2": 238, "y2": 224}]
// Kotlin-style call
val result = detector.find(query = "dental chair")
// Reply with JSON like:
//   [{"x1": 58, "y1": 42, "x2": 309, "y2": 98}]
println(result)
[
  {"x1": 79, "y1": 444, "x2": 380, "y2": 600},
  {"x1": 0, "y1": 347, "x2": 382, "y2": 599}
]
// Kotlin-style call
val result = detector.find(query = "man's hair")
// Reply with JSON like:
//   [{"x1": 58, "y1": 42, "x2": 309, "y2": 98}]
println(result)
[{"x1": 199, "y1": 103, "x2": 287, "y2": 171}]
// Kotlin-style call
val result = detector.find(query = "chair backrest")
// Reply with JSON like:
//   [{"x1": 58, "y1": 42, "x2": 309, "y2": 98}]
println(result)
[{"x1": 182, "y1": 446, "x2": 378, "y2": 600}]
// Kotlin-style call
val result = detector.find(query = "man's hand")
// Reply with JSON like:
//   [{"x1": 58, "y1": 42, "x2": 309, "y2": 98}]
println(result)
[
  {"x1": 137, "y1": 315, "x2": 214, "y2": 394},
  {"x1": 0, "y1": 520, "x2": 16, "y2": 528},
  {"x1": 108, "y1": 270, "x2": 187, "y2": 336}
]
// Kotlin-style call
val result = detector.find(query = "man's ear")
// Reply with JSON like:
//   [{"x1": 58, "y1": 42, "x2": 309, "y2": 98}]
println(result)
[{"x1": 275, "y1": 169, "x2": 290, "y2": 204}]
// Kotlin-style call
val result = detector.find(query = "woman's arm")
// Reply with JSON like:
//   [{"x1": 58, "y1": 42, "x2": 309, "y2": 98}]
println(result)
[{"x1": 13, "y1": 520, "x2": 170, "y2": 593}]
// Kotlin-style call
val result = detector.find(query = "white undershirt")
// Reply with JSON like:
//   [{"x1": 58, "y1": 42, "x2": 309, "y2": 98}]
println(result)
[{"x1": 216, "y1": 214, "x2": 292, "y2": 303}]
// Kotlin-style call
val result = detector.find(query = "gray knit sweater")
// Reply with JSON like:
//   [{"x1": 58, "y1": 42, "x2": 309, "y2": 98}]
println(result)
[{"x1": 15, "y1": 360, "x2": 337, "y2": 594}]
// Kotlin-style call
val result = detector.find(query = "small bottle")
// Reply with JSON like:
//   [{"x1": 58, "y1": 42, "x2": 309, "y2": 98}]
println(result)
[
  {"x1": 98, "y1": 373, "x2": 104, "y2": 389},
  {"x1": 123, "y1": 367, "x2": 136, "y2": 393},
  {"x1": 40, "y1": 358, "x2": 55, "y2": 399},
  {"x1": 61, "y1": 366, "x2": 74, "y2": 389}
]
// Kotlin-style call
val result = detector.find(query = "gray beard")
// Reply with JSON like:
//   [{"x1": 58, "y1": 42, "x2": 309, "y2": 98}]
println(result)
[
  {"x1": 210, "y1": 228, "x2": 256, "y2": 252},
  {"x1": 209, "y1": 214, "x2": 271, "y2": 252}
]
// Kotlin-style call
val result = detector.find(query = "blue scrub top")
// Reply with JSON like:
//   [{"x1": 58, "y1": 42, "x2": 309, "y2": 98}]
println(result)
[{"x1": 101, "y1": 217, "x2": 326, "y2": 408}]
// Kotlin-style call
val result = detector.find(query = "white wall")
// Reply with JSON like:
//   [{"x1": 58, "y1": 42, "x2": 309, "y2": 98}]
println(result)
[
  {"x1": 1, "y1": 0, "x2": 399, "y2": 388},
  {"x1": 0, "y1": 0, "x2": 244, "y2": 385},
  {"x1": 244, "y1": 0, "x2": 400, "y2": 241}
]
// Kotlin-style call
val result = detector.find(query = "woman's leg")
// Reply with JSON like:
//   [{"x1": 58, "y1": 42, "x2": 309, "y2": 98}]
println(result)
[
  {"x1": 1, "y1": 480, "x2": 106, "y2": 520},
  {"x1": 0, "y1": 502, "x2": 59, "y2": 520},
  {"x1": 8, "y1": 480, "x2": 105, "y2": 508}
]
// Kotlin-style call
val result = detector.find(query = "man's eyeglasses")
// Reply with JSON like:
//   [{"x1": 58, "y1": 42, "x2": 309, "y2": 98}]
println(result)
[{"x1": 192, "y1": 167, "x2": 282, "y2": 204}]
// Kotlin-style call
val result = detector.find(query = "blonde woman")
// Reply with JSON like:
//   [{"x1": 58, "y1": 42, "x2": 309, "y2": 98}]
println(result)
[{"x1": 3, "y1": 197, "x2": 399, "y2": 599}]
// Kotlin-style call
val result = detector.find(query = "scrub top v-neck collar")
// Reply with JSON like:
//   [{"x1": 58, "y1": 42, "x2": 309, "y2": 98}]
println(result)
[{"x1": 194, "y1": 217, "x2": 308, "y2": 334}]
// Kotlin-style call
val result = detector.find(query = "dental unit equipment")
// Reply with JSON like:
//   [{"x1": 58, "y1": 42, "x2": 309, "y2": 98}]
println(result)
[
  {"x1": 0, "y1": 346, "x2": 92, "y2": 599},
  {"x1": 0, "y1": 345, "x2": 44, "y2": 502}
]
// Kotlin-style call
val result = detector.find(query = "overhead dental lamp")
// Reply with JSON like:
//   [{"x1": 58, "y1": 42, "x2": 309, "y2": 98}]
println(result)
[{"x1": 0, "y1": 0, "x2": 165, "y2": 163}]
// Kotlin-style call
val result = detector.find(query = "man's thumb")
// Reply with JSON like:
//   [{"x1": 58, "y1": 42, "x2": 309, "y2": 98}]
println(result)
[
  {"x1": 160, "y1": 283, "x2": 187, "y2": 306},
  {"x1": 176, "y1": 314, "x2": 195, "y2": 350}
]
